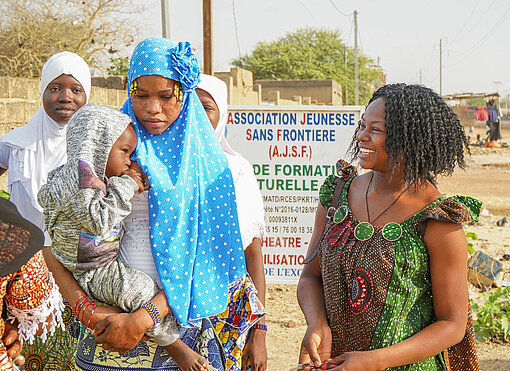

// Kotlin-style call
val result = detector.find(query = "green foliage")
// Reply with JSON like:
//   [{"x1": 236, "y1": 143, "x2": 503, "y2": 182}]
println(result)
[
  {"x1": 0, "y1": 190, "x2": 10, "y2": 200},
  {"x1": 464, "y1": 98, "x2": 487, "y2": 107},
  {"x1": 465, "y1": 231, "x2": 478, "y2": 255},
  {"x1": 232, "y1": 27, "x2": 385, "y2": 105},
  {"x1": 471, "y1": 286, "x2": 510, "y2": 343},
  {"x1": 107, "y1": 57, "x2": 129, "y2": 76}
]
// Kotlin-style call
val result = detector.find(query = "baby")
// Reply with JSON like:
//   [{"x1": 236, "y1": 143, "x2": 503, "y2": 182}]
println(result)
[{"x1": 38, "y1": 104, "x2": 207, "y2": 371}]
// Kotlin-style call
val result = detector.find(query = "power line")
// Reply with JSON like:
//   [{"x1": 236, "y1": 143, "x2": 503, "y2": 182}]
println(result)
[
  {"x1": 345, "y1": 16, "x2": 353, "y2": 47},
  {"x1": 450, "y1": 0, "x2": 482, "y2": 45},
  {"x1": 297, "y1": 0, "x2": 321, "y2": 23},
  {"x1": 231, "y1": 0, "x2": 242, "y2": 60},
  {"x1": 451, "y1": 0, "x2": 498, "y2": 47},
  {"x1": 328, "y1": 0, "x2": 352, "y2": 17},
  {"x1": 448, "y1": 4, "x2": 510, "y2": 63},
  {"x1": 357, "y1": 21, "x2": 364, "y2": 53}
]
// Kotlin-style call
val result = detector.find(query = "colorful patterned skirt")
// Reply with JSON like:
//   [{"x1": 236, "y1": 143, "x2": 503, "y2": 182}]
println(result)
[
  {"x1": 75, "y1": 318, "x2": 225, "y2": 371},
  {"x1": 211, "y1": 275, "x2": 266, "y2": 371},
  {"x1": 75, "y1": 275, "x2": 265, "y2": 371}
]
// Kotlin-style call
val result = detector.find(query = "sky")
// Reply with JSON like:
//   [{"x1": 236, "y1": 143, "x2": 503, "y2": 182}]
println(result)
[{"x1": 132, "y1": 0, "x2": 510, "y2": 98}]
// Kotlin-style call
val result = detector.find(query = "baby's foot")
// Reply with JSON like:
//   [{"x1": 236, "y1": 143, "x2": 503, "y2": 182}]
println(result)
[{"x1": 164, "y1": 339, "x2": 209, "y2": 371}]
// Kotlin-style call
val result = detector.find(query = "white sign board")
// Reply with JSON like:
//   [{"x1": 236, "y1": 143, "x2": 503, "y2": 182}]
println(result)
[{"x1": 226, "y1": 106, "x2": 363, "y2": 284}]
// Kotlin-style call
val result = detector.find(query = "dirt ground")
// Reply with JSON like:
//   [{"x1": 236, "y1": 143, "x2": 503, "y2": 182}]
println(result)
[{"x1": 265, "y1": 123, "x2": 510, "y2": 371}]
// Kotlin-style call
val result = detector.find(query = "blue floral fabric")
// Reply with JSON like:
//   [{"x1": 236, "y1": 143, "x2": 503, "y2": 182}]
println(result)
[
  {"x1": 120, "y1": 38, "x2": 246, "y2": 327},
  {"x1": 75, "y1": 320, "x2": 226, "y2": 370}
]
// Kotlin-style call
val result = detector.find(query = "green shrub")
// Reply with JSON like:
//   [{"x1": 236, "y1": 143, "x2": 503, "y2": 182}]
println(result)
[
  {"x1": 471, "y1": 286, "x2": 510, "y2": 343},
  {"x1": 465, "y1": 231, "x2": 478, "y2": 255}
]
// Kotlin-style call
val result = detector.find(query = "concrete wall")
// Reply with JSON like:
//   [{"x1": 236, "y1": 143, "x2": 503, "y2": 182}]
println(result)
[
  {"x1": 451, "y1": 106, "x2": 475, "y2": 127},
  {"x1": 255, "y1": 79, "x2": 343, "y2": 106},
  {"x1": 214, "y1": 68, "x2": 261, "y2": 106},
  {"x1": 213, "y1": 68, "x2": 343, "y2": 106}
]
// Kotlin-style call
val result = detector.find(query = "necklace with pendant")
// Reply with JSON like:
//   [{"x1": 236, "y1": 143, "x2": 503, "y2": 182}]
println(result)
[{"x1": 354, "y1": 172, "x2": 407, "y2": 242}]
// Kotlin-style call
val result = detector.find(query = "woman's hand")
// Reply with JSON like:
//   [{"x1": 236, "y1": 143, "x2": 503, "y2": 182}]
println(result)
[
  {"x1": 84, "y1": 304, "x2": 123, "y2": 330},
  {"x1": 92, "y1": 309, "x2": 152, "y2": 354},
  {"x1": 324, "y1": 350, "x2": 382, "y2": 371},
  {"x1": 299, "y1": 323, "x2": 333, "y2": 367},
  {"x1": 2, "y1": 321, "x2": 22, "y2": 362},
  {"x1": 242, "y1": 328, "x2": 267, "y2": 371}
]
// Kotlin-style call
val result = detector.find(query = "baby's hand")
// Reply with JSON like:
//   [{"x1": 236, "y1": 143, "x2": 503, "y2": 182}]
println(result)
[{"x1": 125, "y1": 162, "x2": 150, "y2": 192}]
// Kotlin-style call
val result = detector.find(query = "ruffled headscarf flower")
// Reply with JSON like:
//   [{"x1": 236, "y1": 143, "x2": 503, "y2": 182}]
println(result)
[{"x1": 127, "y1": 39, "x2": 200, "y2": 93}]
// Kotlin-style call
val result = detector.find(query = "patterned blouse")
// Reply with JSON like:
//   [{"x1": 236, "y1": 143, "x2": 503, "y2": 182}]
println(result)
[
  {"x1": 0, "y1": 251, "x2": 64, "y2": 370},
  {"x1": 317, "y1": 162, "x2": 480, "y2": 370}
]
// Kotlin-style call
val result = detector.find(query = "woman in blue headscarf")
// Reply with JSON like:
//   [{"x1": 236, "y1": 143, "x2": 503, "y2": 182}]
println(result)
[{"x1": 43, "y1": 38, "x2": 265, "y2": 371}]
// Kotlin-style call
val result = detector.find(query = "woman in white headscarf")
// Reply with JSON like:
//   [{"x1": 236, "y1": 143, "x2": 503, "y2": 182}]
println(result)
[
  {"x1": 0, "y1": 51, "x2": 90, "y2": 243},
  {"x1": 197, "y1": 74, "x2": 267, "y2": 371},
  {"x1": 0, "y1": 51, "x2": 90, "y2": 370}
]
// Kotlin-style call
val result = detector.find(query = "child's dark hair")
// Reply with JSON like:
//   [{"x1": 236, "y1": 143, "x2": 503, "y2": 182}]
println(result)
[{"x1": 349, "y1": 83, "x2": 469, "y2": 187}]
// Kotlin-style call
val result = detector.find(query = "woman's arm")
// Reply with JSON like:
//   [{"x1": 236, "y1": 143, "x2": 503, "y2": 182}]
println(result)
[
  {"x1": 42, "y1": 246, "x2": 123, "y2": 329},
  {"x1": 330, "y1": 220, "x2": 469, "y2": 371},
  {"x1": 297, "y1": 203, "x2": 332, "y2": 368},
  {"x1": 43, "y1": 246, "x2": 175, "y2": 354},
  {"x1": 242, "y1": 237, "x2": 267, "y2": 371}
]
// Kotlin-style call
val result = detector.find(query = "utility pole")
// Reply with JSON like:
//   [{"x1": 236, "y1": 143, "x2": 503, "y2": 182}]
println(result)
[
  {"x1": 344, "y1": 45, "x2": 348, "y2": 105},
  {"x1": 161, "y1": 0, "x2": 171, "y2": 38},
  {"x1": 506, "y1": 93, "x2": 510, "y2": 118},
  {"x1": 203, "y1": 0, "x2": 213, "y2": 75},
  {"x1": 439, "y1": 38, "x2": 442, "y2": 96},
  {"x1": 419, "y1": 69, "x2": 422, "y2": 85},
  {"x1": 354, "y1": 10, "x2": 359, "y2": 105}
]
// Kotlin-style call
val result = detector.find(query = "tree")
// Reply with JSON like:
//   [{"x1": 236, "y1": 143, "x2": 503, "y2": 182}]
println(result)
[
  {"x1": 107, "y1": 57, "x2": 130, "y2": 76},
  {"x1": 232, "y1": 27, "x2": 384, "y2": 105},
  {"x1": 0, "y1": 0, "x2": 144, "y2": 77}
]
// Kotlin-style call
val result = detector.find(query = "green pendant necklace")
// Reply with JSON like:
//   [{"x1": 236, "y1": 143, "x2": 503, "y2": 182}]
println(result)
[{"x1": 354, "y1": 172, "x2": 407, "y2": 242}]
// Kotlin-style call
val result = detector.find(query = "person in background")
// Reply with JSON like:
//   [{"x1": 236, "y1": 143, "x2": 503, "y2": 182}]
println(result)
[
  {"x1": 0, "y1": 51, "x2": 91, "y2": 370},
  {"x1": 197, "y1": 74, "x2": 267, "y2": 371},
  {"x1": 298, "y1": 84, "x2": 479, "y2": 370},
  {"x1": 0, "y1": 196, "x2": 65, "y2": 370},
  {"x1": 486, "y1": 98, "x2": 502, "y2": 141}
]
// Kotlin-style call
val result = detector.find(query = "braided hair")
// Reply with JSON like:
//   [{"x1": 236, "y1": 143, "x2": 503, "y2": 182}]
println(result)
[{"x1": 349, "y1": 83, "x2": 469, "y2": 187}]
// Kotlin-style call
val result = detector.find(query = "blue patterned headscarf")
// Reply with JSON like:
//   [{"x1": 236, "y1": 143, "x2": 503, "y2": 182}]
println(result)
[{"x1": 121, "y1": 38, "x2": 246, "y2": 327}]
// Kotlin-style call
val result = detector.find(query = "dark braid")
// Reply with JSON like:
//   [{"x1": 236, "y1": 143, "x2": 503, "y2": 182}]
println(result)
[{"x1": 348, "y1": 83, "x2": 469, "y2": 187}]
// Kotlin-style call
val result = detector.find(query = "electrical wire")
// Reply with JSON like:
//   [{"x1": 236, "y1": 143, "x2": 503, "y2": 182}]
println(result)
[
  {"x1": 328, "y1": 0, "x2": 352, "y2": 17},
  {"x1": 231, "y1": 0, "x2": 242, "y2": 61},
  {"x1": 297, "y1": 0, "x2": 321, "y2": 23},
  {"x1": 449, "y1": 0, "x2": 482, "y2": 45},
  {"x1": 346, "y1": 16, "x2": 353, "y2": 47},
  {"x1": 448, "y1": 4, "x2": 510, "y2": 64},
  {"x1": 451, "y1": 0, "x2": 498, "y2": 47},
  {"x1": 357, "y1": 23, "x2": 364, "y2": 54}
]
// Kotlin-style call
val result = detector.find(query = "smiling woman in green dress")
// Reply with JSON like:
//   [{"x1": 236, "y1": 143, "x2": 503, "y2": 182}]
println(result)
[{"x1": 297, "y1": 84, "x2": 479, "y2": 371}]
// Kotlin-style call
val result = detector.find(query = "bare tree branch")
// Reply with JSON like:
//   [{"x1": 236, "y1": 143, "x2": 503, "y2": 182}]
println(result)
[{"x1": 0, "y1": 0, "x2": 145, "y2": 77}]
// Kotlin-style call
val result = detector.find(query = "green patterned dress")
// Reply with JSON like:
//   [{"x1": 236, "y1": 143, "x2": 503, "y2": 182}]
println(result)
[
  {"x1": 317, "y1": 163, "x2": 480, "y2": 370},
  {"x1": 21, "y1": 300, "x2": 81, "y2": 370}
]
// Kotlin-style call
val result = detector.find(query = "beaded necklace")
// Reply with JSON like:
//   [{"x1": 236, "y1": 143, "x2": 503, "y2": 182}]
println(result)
[{"x1": 353, "y1": 172, "x2": 407, "y2": 241}]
